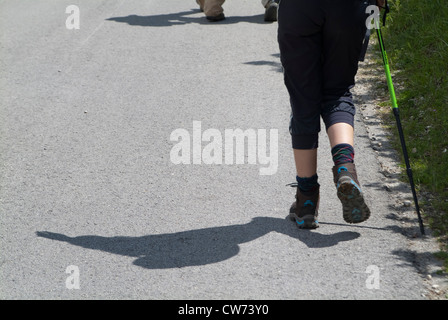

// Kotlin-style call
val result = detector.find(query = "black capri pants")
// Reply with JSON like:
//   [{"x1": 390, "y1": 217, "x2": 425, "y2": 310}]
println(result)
[{"x1": 278, "y1": 0, "x2": 369, "y2": 149}]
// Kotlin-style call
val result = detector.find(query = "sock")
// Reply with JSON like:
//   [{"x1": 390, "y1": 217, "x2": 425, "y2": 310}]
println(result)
[
  {"x1": 331, "y1": 143, "x2": 354, "y2": 166},
  {"x1": 296, "y1": 174, "x2": 319, "y2": 195}
]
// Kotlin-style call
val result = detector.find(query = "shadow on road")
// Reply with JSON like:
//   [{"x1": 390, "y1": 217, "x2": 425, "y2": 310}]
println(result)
[
  {"x1": 106, "y1": 9, "x2": 267, "y2": 27},
  {"x1": 37, "y1": 217, "x2": 360, "y2": 269}
]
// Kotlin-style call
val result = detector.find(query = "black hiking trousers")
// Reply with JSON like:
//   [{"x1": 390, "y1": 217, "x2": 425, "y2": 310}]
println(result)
[{"x1": 278, "y1": 0, "x2": 370, "y2": 149}]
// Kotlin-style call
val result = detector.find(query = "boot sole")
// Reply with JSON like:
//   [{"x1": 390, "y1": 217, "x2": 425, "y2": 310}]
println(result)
[{"x1": 337, "y1": 179, "x2": 370, "y2": 224}]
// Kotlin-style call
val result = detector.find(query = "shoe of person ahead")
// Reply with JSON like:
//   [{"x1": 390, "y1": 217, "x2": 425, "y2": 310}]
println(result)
[
  {"x1": 333, "y1": 163, "x2": 370, "y2": 224},
  {"x1": 206, "y1": 13, "x2": 225, "y2": 22},
  {"x1": 264, "y1": 0, "x2": 278, "y2": 22},
  {"x1": 288, "y1": 184, "x2": 320, "y2": 229}
]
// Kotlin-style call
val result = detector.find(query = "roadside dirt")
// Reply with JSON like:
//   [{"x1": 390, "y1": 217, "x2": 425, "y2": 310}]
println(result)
[{"x1": 354, "y1": 49, "x2": 448, "y2": 300}]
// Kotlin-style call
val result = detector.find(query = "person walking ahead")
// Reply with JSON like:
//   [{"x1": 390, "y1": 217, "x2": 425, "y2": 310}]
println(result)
[
  {"x1": 278, "y1": 0, "x2": 383, "y2": 229},
  {"x1": 196, "y1": 0, "x2": 280, "y2": 22}
]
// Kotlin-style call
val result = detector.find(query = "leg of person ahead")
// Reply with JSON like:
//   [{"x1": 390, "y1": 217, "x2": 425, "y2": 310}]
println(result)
[
  {"x1": 321, "y1": 0, "x2": 371, "y2": 223},
  {"x1": 261, "y1": 0, "x2": 279, "y2": 22},
  {"x1": 278, "y1": 0, "x2": 323, "y2": 229}
]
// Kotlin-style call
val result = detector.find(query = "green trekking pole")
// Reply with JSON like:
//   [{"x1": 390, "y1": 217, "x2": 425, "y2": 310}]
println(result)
[{"x1": 375, "y1": 6, "x2": 425, "y2": 235}]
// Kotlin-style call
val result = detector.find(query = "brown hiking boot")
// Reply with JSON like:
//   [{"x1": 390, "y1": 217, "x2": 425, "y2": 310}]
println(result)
[
  {"x1": 288, "y1": 184, "x2": 320, "y2": 229},
  {"x1": 332, "y1": 163, "x2": 370, "y2": 224}
]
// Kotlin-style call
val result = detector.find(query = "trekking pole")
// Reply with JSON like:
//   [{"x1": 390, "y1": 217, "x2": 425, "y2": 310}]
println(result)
[{"x1": 374, "y1": 10, "x2": 425, "y2": 235}]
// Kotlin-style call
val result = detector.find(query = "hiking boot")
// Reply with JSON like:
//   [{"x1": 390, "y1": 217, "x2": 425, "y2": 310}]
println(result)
[
  {"x1": 288, "y1": 184, "x2": 320, "y2": 229},
  {"x1": 264, "y1": 0, "x2": 278, "y2": 22},
  {"x1": 332, "y1": 163, "x2": 370, "y2": 224}
]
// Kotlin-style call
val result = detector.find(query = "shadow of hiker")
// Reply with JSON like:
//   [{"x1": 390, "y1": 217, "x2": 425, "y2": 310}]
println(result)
[
  {"x1": 106, "y1": 9, "x2": 267, "y2": 27},
  {"x1": 36, "y1": 217, "x2": 360, "y2": 269}
]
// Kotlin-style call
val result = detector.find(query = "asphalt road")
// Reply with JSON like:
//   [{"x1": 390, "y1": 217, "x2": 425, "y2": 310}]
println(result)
[{"x1": 0, "y1": 0, "x2": 441, "y2": 300}]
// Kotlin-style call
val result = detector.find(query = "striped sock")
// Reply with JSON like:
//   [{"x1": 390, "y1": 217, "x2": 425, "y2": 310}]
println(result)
[{"x1": 331, "y1": 143, "x2": 354, "y2": 166}]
